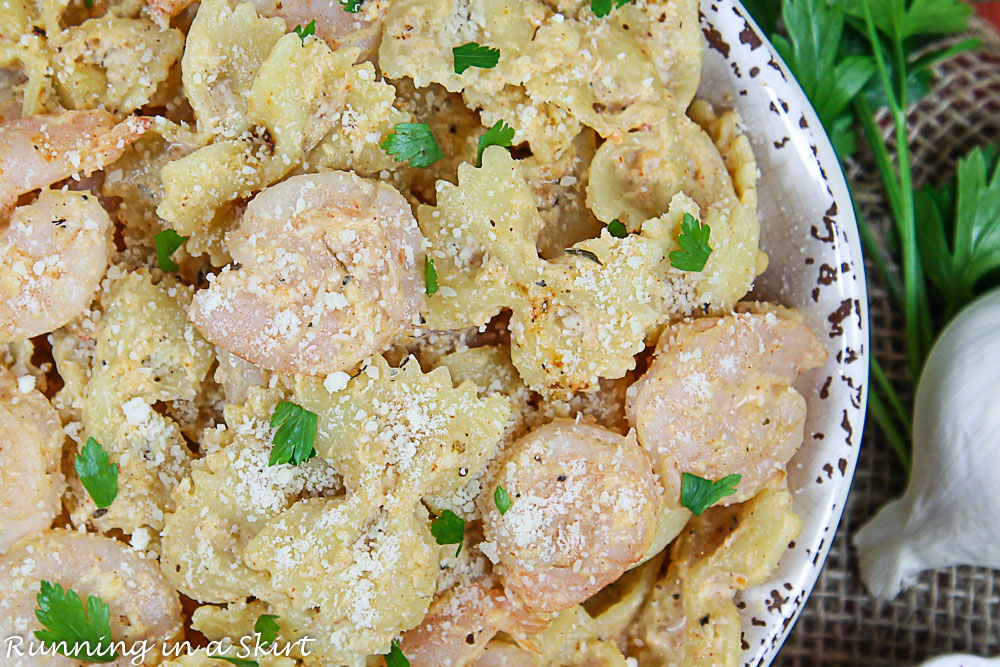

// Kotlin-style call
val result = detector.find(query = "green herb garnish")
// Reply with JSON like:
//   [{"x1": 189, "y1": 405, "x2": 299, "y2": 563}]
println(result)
[
  {"x1": 476, "y1": 120, "x2": 515, "y2": 167},
  {"x1": 669, "y1": 213, "x2": 712, "y2": 272},
  {"x1": 209, "y1": 657, "x2": 258, "y2": 667},
  {"x1": 339, "y1": 0, "x2": 362, "y2": 12},
  {"x1": 385, "y1": 639, "x2": 410, "y2": 667},
  {"x1": 607, "y1": 219, "x2": 627, "y2": 238},
  {"x1": 254, "y1": 614, "x2": 280, "y2": 648},
  {"x1": 268, "y1": 401, "x2": 318, "y2": 466},
  {"x1": 591, "y1": 0, "x2": 632, "y2": 18},
  {"x1": 430, "y1": 510, "x2": 465, "y2": 556},
  {"x1": 424, "y1": 255, "x2": 439, "y2": 296},
  {"x1": 154, "y1": 229, "x2": 187, "y2": 273},
  {"x1": 380, "y1": 123, "x2": 444, "y2": 169},
  {"x1": 494, "y1": 486, "x2": 511, "y2": 516},
  {"x1": 680, "y1": 473, "x2": 741, "y2": 516},
  {"x1": 293, "y1": 19, "x2": 316, "y2": 43},
  {"x1": 453, "y1": 42, "x2": 500, "y2": 74},
  {"x1": 34, "y1": 581, "x2": 116, "y2": 662},
  {"x1": 75, "y1": 437, "x2": 118, "y2": 509}
]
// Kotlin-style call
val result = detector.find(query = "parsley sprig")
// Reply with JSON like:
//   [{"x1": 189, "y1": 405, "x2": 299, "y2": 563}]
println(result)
[
  {"x1": 669, "y1": 213, "x2": 712, "y2": 272},
  {"x1": 385, "y1": 639, "x2": 410, "y2": 666},
  {"x1": 680, "y1": 473, "x2": 741, "y2": 516},
  {"x1": 607, "y1": 219, "x2": 628, "y2": 239},
  {"x1": 255, "y1": 614, "x2": 280, "y2": 648},
  {"x1": 381, "y1": 123, "x2": 444, "y2": 169},
  {"x1": 155, "y1": 229, "x2": 187, "y2": 273},
  {"x1": 339, "y1": 0, "x2": 361, "y2": 12},
  {"x1": 453, "y1": 42, "x2": 500, "y2": 74},
  {"x1": 293, "y1": 19, "x2": 316, "y2": 43},
  {"x1": 34, "y1": 581, "x2": 117, "y2": 663},
  {"x1": 430, "y1": 510, "x2": 465, "y2": 556},
  {"x1": 493, "y1": 485, "x2": 511, "y2": 515},
  {"x1": 591, "y1": 0, "x2": 632, "y2": 18},
  {"x1": 75, "y1": 437, "x2": 118, "y2": 509},
  {"x1": 743, "y1": 0, "x2": 980, "y2": 474},
  {"x1": 269, "y1": 401, "x2": 318, "y2": 466},
  {"x1": 476, "y1": 120, "x2": 515, "y2": 167},
  {"x1": 424, "y1": 255, "x2": 439, "y2": 296}
]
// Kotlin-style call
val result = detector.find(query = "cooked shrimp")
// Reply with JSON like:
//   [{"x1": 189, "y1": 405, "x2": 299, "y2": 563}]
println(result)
[
  {"x1": 189, "y1": 171, "x2": 425, "y2": 376},
  {"x1": 626, "y1": 310, "x2": 827, "y2": 507},
  {"x1": 0, "y1": 367, "x2": 64, "y2": 553},
  {"x1": 0, "y1": 530, "x2": 183, "y2": 666},
  {"x1": 0, "y1": 110, "x2": 151, "y2": 212},
  {"x1": 0, "y1": 190, "x2": 110, "y2": 342},
  {"x1": 480, "y1": 420, "x2": 660, "y2": 614},
  {"x1": 148, "y1": 0, "x2": 384, "y2": 60},
  {"x1": 400, "y1": 582, "x2": 545, "y2": 667}
]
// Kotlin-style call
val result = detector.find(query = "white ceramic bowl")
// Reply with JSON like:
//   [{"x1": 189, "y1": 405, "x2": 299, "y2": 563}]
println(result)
[{"x1": 696, "y1": 2, "x2": 870, "y2": 665}]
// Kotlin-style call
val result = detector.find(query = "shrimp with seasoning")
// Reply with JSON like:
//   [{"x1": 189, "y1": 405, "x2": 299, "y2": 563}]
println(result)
[
  {"x1": 189, "y1": 171, "x2": 426, "y2": 376},
  {"x1": 0, "y1": 367, "x2": 64, "y2": 553},
  {"x1": 480, "y1": 420, "x2": 660, "y2": 615},
  {"x1": 0, "y1": 530, "x2": 184, "y2": 666},
  {"x1": 626, "y1": 309, "x2": 827, "y2": 507},
  {"x1": 0, "y1": 110, "x2": 150, "y2": 342}
]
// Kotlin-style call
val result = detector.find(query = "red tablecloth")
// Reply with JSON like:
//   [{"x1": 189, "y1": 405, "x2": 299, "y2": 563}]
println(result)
[{"x1": 977, "y1": 1, "x2": 1000, "y2": 30}]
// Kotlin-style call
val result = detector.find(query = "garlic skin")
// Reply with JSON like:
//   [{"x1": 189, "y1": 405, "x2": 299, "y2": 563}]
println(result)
[{"x1": 855, "y1": 288, "x2": 1000, "y2": 599}]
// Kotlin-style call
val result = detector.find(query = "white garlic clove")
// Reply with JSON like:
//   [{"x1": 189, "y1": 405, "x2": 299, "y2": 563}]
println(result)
[{"x1": 854, "y1": 288, "x2": 1000, "y2": 599}]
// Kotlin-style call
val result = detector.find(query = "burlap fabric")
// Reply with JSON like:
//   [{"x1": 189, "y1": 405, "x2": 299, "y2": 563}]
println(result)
[{"x1": 775, "y1": 19, "x2": 1000, "y2": 666}]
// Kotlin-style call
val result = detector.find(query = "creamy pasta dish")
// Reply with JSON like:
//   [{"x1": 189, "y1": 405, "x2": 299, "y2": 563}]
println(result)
[{"x1": 0, "y1": 0, "x2": 828, "y2": 664}]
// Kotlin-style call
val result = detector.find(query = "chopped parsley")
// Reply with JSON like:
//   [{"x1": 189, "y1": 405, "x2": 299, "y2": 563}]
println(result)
[
  {"x1": 591, "y1": 0, "x2": 632, "y2": 18},
  {"x1": 339, "y1": 0, "x2": 362, "y2": 12},
  {"x1": 268, "y1": 401, "x2": 318, "y2": 466},
  {"x1": 453, "y1": 42, "x2": 500, "y2": 74},
  {"x1": 74, "y1": 437, "x2": 118, "y2": 509},
  {"x1": 680, "y1": 473, "x2": 742, "y2": 516},
  {"x1": 154, "y1": 229, "x2": 187, "y2": 273},
  {"x1": 607, "y1": 219, "x2": 628, "y2": 238},
  {"x1": 430, "y1": 510, "x2": 465, "y2": 556},
  {"x1": 385, "y1": 639, "x2": 410, "y2": 667},
  {"x1": 254, "y1": 614, "x2": 280, "y2": 648},
  {"x1": 293, "y1": 19, "x2": 316, "y2": 43},
  {"x1": 34, "y1": 581, "x2": 117, "y2": 663},
  {"x1": 424, "y1": 255, "x2": 439, "y2": 296},
  {"x1": 669, "y1": 213, "x2": 712, "y2": 272},
  {"x1": 380, "y1": 123, "x2": 444, "y2": 169},
  {"x1": 476, "y1": 120, "x2": 515, "y2": 167},
  {"x1": 83, "y1": 0, "x2": 93, "y2": 8},
  {"x1": 494, "y1": 486, "x2": 511, "y2": 516}
]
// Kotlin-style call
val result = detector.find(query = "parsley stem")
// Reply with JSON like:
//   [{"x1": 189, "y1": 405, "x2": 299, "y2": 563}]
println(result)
[
  {"x1": 867, "y1": 382, "x2": 911, "y2": 472},
  {"x1": 854, "y1": 200, "x2": 904, "y2": 307},
  {"x1": 870, "y1": 354, "x2": 909, "y2": 434},
  {"x1": 858, "y1": 3, "x2": 932, "y2": 383}
]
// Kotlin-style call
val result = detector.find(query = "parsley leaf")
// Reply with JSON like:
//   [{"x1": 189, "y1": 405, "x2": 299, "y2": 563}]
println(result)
[
  {"x1": 680, "y1": 473, "x2": 742, "y2": 516},
  {"x1": 591, "y1": 0, "x2": 632, "y2": 18},
  {"x1": 154, "y1": 229, "x2": 187, "y2": 273},
  {"x1": 293, "y1": 19, "x2": 316, "y2": 43},
  {"x1": 916, "y1": 146, "x2": 1000, "y2": 320},
  {"x1": 75, "y1": 437, "x2": 118, "y2": 509},
  {"x1": 385, "y1": 639, "x2": 410, "y2": 667},
  {"x1": 34, "y1": 581, "x2": 117, "y2": 663},
  {"x1": 453, "y1": 42, "x2": 500, "y2": 74},
  {"x1": 254, "y1": 614, "x2": 280, "y2": 648},
  {"x1": 607, "y1": 219, "x2": 627, "y2": 239},
  {"x1": 209, "y1": 657, "x2": 258, "y2": 667},
  {"x1": 380, "y1": 123, "x2": 444, "y2": 169},
  {"x1": 268, "y1": 401, "x2": 318, "y2": 466},
  {"x1": 669, "y1": 213, "x2": 712, "y2": 272},
  {"x1": 841, "y1": 0, "x2": 972, "y2": 40},
  {"x1": 430, "y1": 510, "x2": 465, "y2": 556},
  {"x1": 424, "y1": 255, "x2": 439, "y2": 296},
  {"x1": 769, "y1": 0, "x2": 876, "y2": 157},
  {"x1": 476, "y1": 120, "x2": 515, "y2": 167},
  {"x1": 494, "y1": 486, "x2": 511, "y2": 515},
  {"x1": 339, "y1": 0, "x2": 361, "y2": 13},
  {"x1": 83, "y1": 0, "x2": 93, "y2": 8}
]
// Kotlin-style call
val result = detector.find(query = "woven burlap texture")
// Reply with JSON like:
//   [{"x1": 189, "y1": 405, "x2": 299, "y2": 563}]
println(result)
[{"x1": 775, "y1": 20, "x2": 1000, "y2": 667}]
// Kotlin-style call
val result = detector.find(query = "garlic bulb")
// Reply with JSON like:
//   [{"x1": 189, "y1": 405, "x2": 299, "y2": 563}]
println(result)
[{"x1": 855, "y1": 288, "x2": 1000, "y2": 599}]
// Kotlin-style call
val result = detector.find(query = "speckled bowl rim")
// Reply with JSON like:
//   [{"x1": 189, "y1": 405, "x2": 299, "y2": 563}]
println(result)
[{"x1": 694, "y1": 2, "x2": 870, "y2": 665}]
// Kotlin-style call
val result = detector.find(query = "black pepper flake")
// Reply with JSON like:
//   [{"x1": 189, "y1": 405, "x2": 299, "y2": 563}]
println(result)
[
  {"x1": 465, "y1": 633, "x2": 475, "y2": 645},
  {"x1": 699, "y1": 614, "x2": 710, "y2": 626}
]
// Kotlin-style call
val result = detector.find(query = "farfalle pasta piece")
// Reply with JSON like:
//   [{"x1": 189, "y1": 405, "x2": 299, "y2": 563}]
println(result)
[
  {"x1": 421, "y1": 146, "x2": 702, "y2": 396},
  {"x1": 180, "y1": 0, "x2": 285, "y2": 139},
  {"x1": 295, "y1": 354, "x2": 511, "y2": 513},
  {"x1": 80, "y1": 271, "x2": 214, "y2": 534},
  {"x1": 160, "y1": 387, "x2": 342, "y2": 602},
  {"x1": 626, "y1": 485, "x2": 802, "y2": 666},
  {"x1": 244, "y1": 497, "x2": 439, "y2": 664},
  {"x1": 587, "y1": 103, "x2": 767, "y2": 311},
  {"x1": 50, "y1": 17, "x2": 184, "y2": 116}
]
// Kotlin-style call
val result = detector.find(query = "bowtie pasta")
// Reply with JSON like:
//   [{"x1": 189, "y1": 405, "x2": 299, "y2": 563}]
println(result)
[{"x1": 0, "y1": 0, "x2": 827, "y2": 665}]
